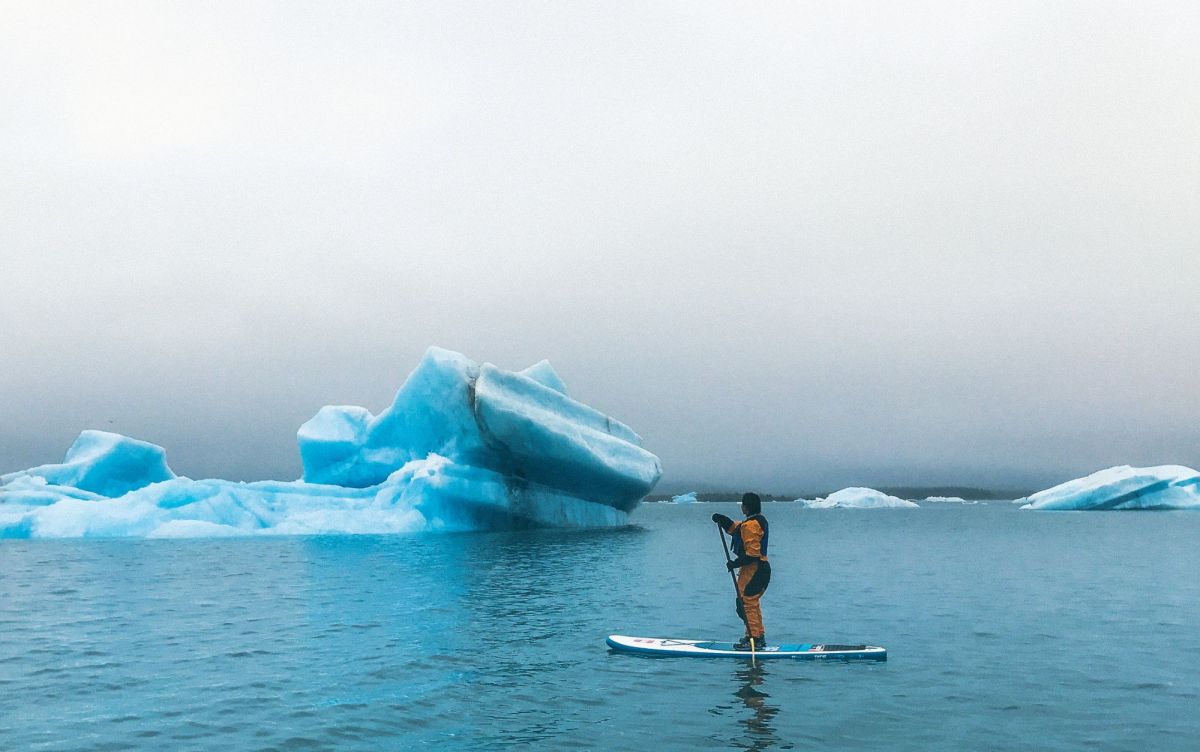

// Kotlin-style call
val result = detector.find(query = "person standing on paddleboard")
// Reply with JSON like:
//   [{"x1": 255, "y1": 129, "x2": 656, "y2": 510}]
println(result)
[{"x1": 712, "y1": 492, "x2": 771, "y2": 650}]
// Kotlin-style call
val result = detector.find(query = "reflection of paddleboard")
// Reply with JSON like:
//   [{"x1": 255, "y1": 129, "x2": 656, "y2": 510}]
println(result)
[{"x1": 606, "y1": 635, "x2": 886, "y2": 660}]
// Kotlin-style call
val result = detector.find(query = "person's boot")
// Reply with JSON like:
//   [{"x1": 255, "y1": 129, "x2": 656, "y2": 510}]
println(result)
[{"x1": 734, "y1": 634, "x2": 766, "y2": 650}]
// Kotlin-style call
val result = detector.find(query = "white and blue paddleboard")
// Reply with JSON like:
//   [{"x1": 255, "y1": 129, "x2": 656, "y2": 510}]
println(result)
[{"x1": 606, "y1": 635, "x2": 886, "y2": 661}]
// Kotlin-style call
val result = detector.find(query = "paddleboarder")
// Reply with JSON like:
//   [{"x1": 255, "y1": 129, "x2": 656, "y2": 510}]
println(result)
[{"x1": 712, "y1": 492, "x2": 771, "y2": 650}]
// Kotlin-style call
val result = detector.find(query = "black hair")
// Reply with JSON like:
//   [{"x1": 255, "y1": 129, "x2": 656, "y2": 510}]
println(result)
[{"x1": 741, "y1": 492, "x2": 762, "y2": 514}]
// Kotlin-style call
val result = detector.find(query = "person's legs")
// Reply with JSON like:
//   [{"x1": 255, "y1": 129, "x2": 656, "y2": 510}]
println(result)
[
  {"x1": 741, "y1": 592, "x2": 764, "y2": 639},
  {"x1": 737, "y1": 564, "x2": 765, "y2": 641}
]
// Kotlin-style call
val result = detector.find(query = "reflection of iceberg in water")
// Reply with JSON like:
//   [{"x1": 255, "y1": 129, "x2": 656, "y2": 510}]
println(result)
[{"x1": 0, "y1": 347, "x2": 662, "y2": 538}]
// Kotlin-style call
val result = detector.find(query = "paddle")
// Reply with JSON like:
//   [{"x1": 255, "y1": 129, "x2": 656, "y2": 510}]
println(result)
[{"x1": 717, "y1": 523, "x2": 756, "y2": 661}]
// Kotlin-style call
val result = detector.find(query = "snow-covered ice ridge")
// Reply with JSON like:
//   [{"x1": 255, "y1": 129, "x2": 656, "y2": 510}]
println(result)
[
  {"x1": 1020, "y1": 465, "x2": 1200, "y2": 511},
  {"x1": 0, "y1": 348, "x2": 663, "y2": 538},
  {"x1": 799, "y1": 488, "x2": 919, "y2": 509}
]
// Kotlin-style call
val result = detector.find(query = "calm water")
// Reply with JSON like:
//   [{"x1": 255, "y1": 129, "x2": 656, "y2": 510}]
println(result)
[{"x1": 1, "y1": 502, "x2": 1198, "y2": 751}]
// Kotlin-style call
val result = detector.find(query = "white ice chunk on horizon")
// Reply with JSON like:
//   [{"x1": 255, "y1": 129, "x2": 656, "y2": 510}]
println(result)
[
  {"x1": 1019, "y1": 465, "x2": 1200, "y2": 511},
  {"x1": 670, "y1": 492, "x2": 698, "y2": 504},
  {"x1": 801, "y1": 487, "x2": 919, "y2": 509},
  {"x1": 0, "y1": 347, "x2": 663, "y2": 538},
  {"x1": 924, "y1": 496, "x2": 969, "y2": 503}
]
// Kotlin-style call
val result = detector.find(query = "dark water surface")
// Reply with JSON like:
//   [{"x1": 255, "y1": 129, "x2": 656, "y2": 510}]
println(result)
[{"x1": 2, "y1": 502, "x2": 1198, "y2": 750}]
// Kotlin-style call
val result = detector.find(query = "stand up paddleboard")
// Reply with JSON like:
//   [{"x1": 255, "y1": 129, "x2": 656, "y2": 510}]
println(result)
[{"x1": 606, "y1": 635, "x2": 886, "y2": 660}]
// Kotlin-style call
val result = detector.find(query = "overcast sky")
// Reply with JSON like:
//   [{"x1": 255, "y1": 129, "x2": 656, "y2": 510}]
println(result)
[{"x1": 1, "y1": 1, "x2": 1197, "y2": 493}]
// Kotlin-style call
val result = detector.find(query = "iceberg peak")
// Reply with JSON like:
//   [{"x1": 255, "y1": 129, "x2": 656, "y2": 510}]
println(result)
[{"x1": 518, "y1": 359, "x2": 568, "y2": 395}]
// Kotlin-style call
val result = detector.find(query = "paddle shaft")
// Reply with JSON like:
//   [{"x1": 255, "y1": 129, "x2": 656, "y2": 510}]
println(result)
[{"x1": 718, "y1": 525, "x2": 741, "y2": 599}]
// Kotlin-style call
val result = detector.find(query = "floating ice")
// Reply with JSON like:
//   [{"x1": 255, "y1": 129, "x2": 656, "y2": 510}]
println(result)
[
  {"x1": 670, "y1": 491, "x2": 698, "y2": 504},
  {"x1": 1019, "y1": 465, "x2": 1200, "y2": 511},
  {"x1": 801, "y1": 488, "x2": 919, "y2": 509},
  {"x1": 1, "y1": 430, "x2": 176, "y2": 499},
  {"x1": 297, "y1": 348, "x2": 659, "y2": 505},
  {"x1": 923, "y1": 496, "x2": 968, "y2": 503},
  {"x1": 0, "y1": 348, "x2": 662, "y2": 538}
]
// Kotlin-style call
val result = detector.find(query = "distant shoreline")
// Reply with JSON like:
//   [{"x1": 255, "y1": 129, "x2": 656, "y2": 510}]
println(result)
[{"x1": 645, "y1": 486, "x2": 1034, "y2": 503}]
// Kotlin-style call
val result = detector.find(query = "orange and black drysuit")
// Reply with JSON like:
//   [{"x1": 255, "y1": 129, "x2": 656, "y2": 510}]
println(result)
[{"x1": 717, "y1": 514, "x2": 771, "y2": 639}]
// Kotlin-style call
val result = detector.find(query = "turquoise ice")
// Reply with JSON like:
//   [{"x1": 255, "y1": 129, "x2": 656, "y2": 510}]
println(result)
[
  {"x1": 1020, "y1": 465, "x2": 1200, "y2": 510},
  {"x1": 0, "y1": 348, "x2": 662, "y2": 538}
]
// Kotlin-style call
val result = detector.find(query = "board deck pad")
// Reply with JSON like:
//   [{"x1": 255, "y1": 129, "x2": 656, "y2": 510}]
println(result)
[{"x1": 606, "y1": 635, "x2": 886, "y2": 660}]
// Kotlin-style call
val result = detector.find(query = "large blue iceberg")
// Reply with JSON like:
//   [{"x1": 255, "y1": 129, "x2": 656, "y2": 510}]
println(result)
[
  {"x1": 0, "y1": 348, "x2": 662, "y2": 538},
  {"x1": 1019, "y1": 465, "x2": 1200, "y2": 511}
]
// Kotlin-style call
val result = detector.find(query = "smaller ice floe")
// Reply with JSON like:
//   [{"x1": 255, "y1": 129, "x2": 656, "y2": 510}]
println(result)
[
  {"x1": 0, "y1": 452, "x2": 534, "y2": 539},
  {"x1": 0, "y1": 431, "x2": 175, "y2": 500},
  {"x1": 670, "y1": 492, "x2": 698, "y2": 504},
  {"x1": 924, "y1": 496, "x2": 966, "y2": 503},
  {"x1": 1019, "y1": 465, "x2": 1200, "y2": 511},
  {"x1": 801, "y1": 488, "x2": 919, "y2": 509}
]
